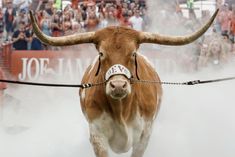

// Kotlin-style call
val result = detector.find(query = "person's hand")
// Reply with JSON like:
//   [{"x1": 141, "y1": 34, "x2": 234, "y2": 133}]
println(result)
[{"x1": 19, "y1": 32, "x2": 25, "y2": 39}]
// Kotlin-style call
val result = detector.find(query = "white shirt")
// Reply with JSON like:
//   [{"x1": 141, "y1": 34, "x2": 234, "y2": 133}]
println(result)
[
  {"x1": 128, "y1": 16, "x2": 143, "y2": 31},
  {"x1": 13, "y1": 0, "x2": 32, "y2": 10}
]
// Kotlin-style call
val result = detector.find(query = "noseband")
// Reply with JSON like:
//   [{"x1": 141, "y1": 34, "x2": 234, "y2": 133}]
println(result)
[
  {"x1": 95, "y1": 53, "x2": 140, "y2": 81},
  {"x1": 105, "y1": 64, "x2": 132, "y2": 81}
]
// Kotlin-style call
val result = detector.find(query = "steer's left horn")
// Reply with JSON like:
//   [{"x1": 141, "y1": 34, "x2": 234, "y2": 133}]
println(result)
[
  {"x1": 139, "y1": 9, "x2": 219, "y2": 45},
  {"x1": 29, "y1": 11, "x2": 95, "y2": 46}
]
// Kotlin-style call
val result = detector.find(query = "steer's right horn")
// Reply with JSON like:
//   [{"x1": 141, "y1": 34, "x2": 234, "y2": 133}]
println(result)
[
  {"x1": 29, "y1": 11, "x2": 95, "y2": 46},
  {"x1": 139, "y1": 9, "x2": 219, "y2": 45}
]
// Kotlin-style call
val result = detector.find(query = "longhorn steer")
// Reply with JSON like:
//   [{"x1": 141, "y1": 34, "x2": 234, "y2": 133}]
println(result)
[{"x1": 29, "y1": 10, "x2": 218, "y2": 157}]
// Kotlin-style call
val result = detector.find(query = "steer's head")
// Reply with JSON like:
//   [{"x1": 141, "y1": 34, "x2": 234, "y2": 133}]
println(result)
[
  {"x1": 94, "y1": 27, "x2": 139, "y2": 99},
  {"x1": 29, "y1": 10, "x2": 218, "y2": 100}
]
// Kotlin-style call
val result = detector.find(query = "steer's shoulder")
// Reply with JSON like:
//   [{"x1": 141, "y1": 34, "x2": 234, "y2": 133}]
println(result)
[
  {"x1": 134, "y1": 54, "x2": 163, "y2": 120},
  {"x1": 79, "y1": 60, "x2": 108, "y2": 122}
]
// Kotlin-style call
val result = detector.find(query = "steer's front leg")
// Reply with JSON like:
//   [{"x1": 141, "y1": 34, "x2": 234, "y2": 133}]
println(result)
[
  {"x1": 131, "y1": 122, "x2": 153, "y2": 157},
  {"x1": 90, "y1": 124, "x2": 109, "y2": 157}
]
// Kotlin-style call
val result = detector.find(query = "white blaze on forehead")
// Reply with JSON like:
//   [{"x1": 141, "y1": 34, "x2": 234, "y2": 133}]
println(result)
[{"x1": 105, "y1": 64, "x2": 131, "y2": 80}]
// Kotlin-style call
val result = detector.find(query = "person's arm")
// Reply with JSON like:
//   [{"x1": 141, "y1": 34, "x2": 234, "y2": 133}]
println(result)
[
  {"x1": 25, "y1": 30, "x2": 31, "y2": 42},
  {"x1": 28, "y1": 0, "x2": 33, "y2": 9},
  {"x1": 36, "y1": 0, "x2": 43, "y2": 12},
  {"x1": 40, "y1": 19, "x2": 44, "y2": 28},
  {"x1": 12, "y1": 31, "x2": 20, "y2": 43},
  {"x1": 12, "y1": 9, "x2": 17, "y2": 29},
  {"x1": 15, "y1": 1, "x2": 26, "y2": 10}
]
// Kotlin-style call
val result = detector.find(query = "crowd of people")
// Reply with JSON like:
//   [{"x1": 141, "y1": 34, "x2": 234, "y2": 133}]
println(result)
[
  {"x1": 0, "y1": 0, "x2": 234, "y2": 71},
  {"x1": 0, "y1": 0, "x2": 147, "y2": 50},
  {"x1": 197, "y1": 2, "x2": 235, "y2": 70}
]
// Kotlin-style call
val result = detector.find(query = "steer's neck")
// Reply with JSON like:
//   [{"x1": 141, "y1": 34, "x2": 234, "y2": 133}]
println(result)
[{"x1": 108, "y1": 95, "x2": 137, "y2": 124}]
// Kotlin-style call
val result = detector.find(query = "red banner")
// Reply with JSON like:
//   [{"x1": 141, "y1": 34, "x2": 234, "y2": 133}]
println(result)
[{"x1": 10, "y1": 50, "x2": 94, "y2": 81}]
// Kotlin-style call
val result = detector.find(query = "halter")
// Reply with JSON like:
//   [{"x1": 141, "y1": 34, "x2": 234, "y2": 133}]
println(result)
[{"x1": 105, "y1": 64, "x2": 132, "y2": 81}]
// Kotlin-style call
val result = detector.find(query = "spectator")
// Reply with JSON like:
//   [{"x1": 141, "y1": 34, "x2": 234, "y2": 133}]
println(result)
[
  {"x1": 30, "y1": 33, "x2": 43, "y2": 50},
  {"x1": 51, "y1": 12, "x2": 62, "y2": 37},
  {"x1": 14, "y1": 8, "x2": 29, "y2": 31},
  {"x1": 63, "y1": 12, "x2": 73, "y2": 35},
  {"x1": 106, "y1": 10, "x2": 118, "y2": 26},
  {"x1": 221, "y1": 33, "x2": 232, "y2": 56},
  {"x1": 129, "y1": 9, "x2": 143, "y2": 31},
  {"x1": 0, "y1": 7, "x2": 4, "y2": 40},
  {"x1": 44, "y1": 1, "x2": 54, "y2": 16},
  {"x1": 14, "y1": 0, "x2": 32, "y2": 12},
  {"x1": 217, "y1": 4, "x2": 231, "y2": 36},
  {"x1": 198, "y1": 39, "x2": 229, "y2": 69},
  {"x1": 98, "y1": 13, "x2": 108, "y2": 29},
  {"x1": 12, "y1": 21, "x2": 30, "y2": 50},
  {"x1": 40, "y1": 11, "x2": 52, "y2": 36},
  {"x1": 85, "y1": 11, "x2": 99, "y2": 31},
  {"x1": 119, "y1": 13, "x2": 131, "y2": 28},
  {"x1": 4, "y1": 0, "x2": 16, "y2": 40}
]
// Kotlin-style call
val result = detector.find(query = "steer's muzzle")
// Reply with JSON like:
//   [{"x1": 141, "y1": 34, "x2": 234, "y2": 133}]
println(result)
[{"x1": 106, "y1": 75, "x2": 131, "y2": 100}]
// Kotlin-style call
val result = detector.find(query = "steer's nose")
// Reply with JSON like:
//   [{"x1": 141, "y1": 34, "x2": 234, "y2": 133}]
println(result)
[
  {"x1": 110, "y1": 80, "x2": 127, "y2": 90},
  {"x1": 109, "y1": 80, "x2": 128, "y2": 99}
]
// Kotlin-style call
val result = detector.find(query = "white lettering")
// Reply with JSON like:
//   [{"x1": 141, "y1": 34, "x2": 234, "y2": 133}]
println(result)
[
  {"x1": 18, "y1": 58, "x2": 94, "y2": 81},
  {"x1": 39, "y1": 58, "x2": 50, "y2": 75},
  {"x1": 18, "y1": 58, "x2": 28, "y2": 81},
  {"x1": 27, "y1": 58, "x2": 40, "y2": 80}
]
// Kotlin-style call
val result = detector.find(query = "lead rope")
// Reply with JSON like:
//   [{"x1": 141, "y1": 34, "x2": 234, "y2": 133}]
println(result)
[
  {"x1": 0, "y1": 76, "x2": 235, "y2": 89},
  {"x1": 0, "y1": 79, "x2": 107, "y2": 89},
  {"x1": 130, "y1": 77, "x2": 235, "y2": 85}
]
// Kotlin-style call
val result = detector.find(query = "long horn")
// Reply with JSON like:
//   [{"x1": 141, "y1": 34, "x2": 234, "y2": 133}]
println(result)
[
  {"x1": 139, "y1": 9, "x2": 219, "y2": 45},
  {"x1": 29, "y1": 11, "x2": 95, "y2": 46}
]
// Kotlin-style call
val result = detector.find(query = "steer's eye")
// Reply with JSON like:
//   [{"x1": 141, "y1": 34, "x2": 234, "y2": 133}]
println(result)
[
  {"x1": 99, "y1": 52, "x2": 104, "y2": 59},
  {"x1": 99, "y1": 52, "x2": 103, "y2": 57},
  {"x1": 132, "y1": 52, "x2": 137, "y2": 57}
]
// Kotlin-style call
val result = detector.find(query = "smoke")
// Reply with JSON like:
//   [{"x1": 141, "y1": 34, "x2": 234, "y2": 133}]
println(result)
[
  {"x1": 143, "y1": 1, "x2": 235, "y2": 157},
  {"x1": 1, "y1": 1, "x2": 235, "y2": 157},
  {"x1": 147, "y1": 67, "x2": 235, "y2": 157},
  {"x1": 1, "y1": 61, "x2": 235, "y2": 157}
]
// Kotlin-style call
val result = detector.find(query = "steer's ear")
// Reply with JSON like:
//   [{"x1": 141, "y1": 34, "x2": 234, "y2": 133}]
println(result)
[
  {"x1": 134, "y1": 53, "x2": 140, "y2": 80},
  {"x1": 95, "y1": 56, "x2": 101, "y2": 76}
]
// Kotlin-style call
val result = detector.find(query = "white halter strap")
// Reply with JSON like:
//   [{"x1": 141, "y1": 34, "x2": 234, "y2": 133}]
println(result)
[{"x1": 105, "y1": 64, "x2": 131, "y2": 81}]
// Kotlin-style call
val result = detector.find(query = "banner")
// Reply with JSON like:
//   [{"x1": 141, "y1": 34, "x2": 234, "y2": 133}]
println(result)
[{"x1": 11, "y1": 51, "x2": 94, "y2": 82}]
